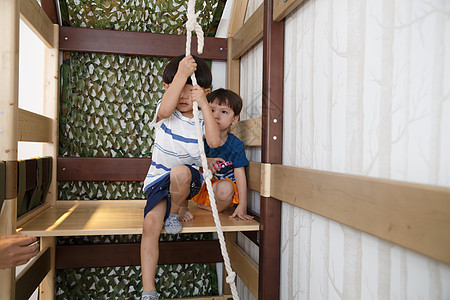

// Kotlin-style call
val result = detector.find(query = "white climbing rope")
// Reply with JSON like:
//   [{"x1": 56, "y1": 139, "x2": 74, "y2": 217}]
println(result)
[{"x1": 185, "y1": 1, "x2": 240, "y2": 299}]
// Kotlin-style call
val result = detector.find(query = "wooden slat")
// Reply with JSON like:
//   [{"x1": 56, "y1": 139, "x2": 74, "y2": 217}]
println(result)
[
  {"x1": 246, "y1": 161, "x2": 261, "y2": 193},
  {"x1": 59, "y1": 26, "x2": 227, "y2": 61},
  {"x1": 18, "y1": 109, "x2": 53, "y2": 143},
  {"x1": 15, "y1": 247, "x2": 51, "y2": 300},
  {"x1": 231, "y1": 4, "x2": 264, "y2": 60},
  {"x1": 226, "y1": 0, "x2": 249, "y2": 94},
  {"x1": 57, "y1": 157, "x2": 151, "y2": 182},
  {"x1": 40, "y1": 0, "x2": 58, "y2": 24},
  {"x1": 226, "y1": 233, "x2": 259, "y2": 298},
  {"x1": 270, "y1": 164, "x2": 450, "y2": 265},
  {"x1": 230, "y1": 116, "x2": 261, "y2": 147},
  {"x1": 55, "y1": 240, "x2": 222, "y2": 269},
  {"x1": 19, "y1": 0, "x2": 55, "y2": 48},
  {"x1": 18, "y1": 200, "x2": 260, "y2": 237},
  {"x1": 273, "y1": 0, "x2": 306, "y2": 22}
]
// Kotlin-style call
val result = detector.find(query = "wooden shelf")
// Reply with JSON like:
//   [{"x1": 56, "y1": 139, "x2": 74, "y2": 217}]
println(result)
[{"x1": 18, "y1": 200, "x2": 260, "y2": 237}]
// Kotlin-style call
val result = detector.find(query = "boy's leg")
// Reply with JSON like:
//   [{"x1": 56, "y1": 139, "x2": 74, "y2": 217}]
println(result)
[
  {"x1": 141, "y1": 199, "x2": 166, "y2": 294},
  {"x1": 169, "y1": 165, "x2": 193, "y2": 222}
]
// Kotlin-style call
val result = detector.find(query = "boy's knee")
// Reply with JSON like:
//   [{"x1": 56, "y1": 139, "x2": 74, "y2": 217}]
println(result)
[
  {"x1": 170, "y1": 165, "x2": 191, "y2": 186},
  {"x1": 143, "y1": 215, "x2": 163, "y2": 236},
  {"x1": 214, "y1": 180, "x2": 234, "y2": 201}
]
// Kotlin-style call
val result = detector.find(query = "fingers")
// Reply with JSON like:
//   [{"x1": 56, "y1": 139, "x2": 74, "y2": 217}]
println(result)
[{"x1": 229, "y1": 213, "x2": 254, "y2": 221}]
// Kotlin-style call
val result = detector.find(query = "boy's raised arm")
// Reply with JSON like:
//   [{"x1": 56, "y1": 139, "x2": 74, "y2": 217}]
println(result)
[
  {"x1": 191, "y1": 86, "x2": 221, "y2": 148},
  {"x1": 158, "y1": 55, "x2": 197, "y2": 120}
]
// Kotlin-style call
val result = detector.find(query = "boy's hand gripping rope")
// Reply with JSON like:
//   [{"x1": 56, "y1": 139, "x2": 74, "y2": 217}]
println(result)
[{"x1": 185, "y1": 1, "x2": 239, "y2": 299}]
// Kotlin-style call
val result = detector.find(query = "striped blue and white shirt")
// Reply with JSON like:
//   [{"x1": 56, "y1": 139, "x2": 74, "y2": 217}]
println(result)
[{"x1": 143, "y1": 101, "x2": 205, "y2": 192}]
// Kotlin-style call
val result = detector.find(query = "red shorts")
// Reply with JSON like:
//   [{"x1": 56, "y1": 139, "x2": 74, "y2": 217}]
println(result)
[{"x1": 191, "y1": 178, "x2": 239, "y2": 207}]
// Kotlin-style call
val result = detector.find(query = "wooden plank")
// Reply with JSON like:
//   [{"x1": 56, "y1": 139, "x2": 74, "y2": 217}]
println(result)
[
  {"x1": 260, "y1": 0, "x2": 284, "y2": 299},
  {"x1": 231, "y1": 4, "x2": 264, "y2": 60},
  {"x1": 273, "y1": 0, "x2": 306, "y2": 22},
  {"x1": 0, "y1": 0, "x2": 19, "y2": 297},
  {"x1": 43, "y1": 24, "x2": 59, "y2": 208},
  {"x1": 226, "y1": 234, "x2": 259, "y2": 298},
  {"x1": 39, "y1": 237, "x2": 55, "y2": 300},
  {"x1": 227, "y1": 0, "x2": 249, "y2": 37},
  {"x1": 55, "y1": 240, "x2": 222, "y2": 269},
  {"x1": 270, "y1": 164, "x2": 450, "y2": 265},
  {"x1": 15, "y1": 247, "x2": 51, "y2": 300},
  {"x1": 19, "y1": 0, "x2": 55, "y2": 48},
  {"x1": 18, "y1": 109, "x2": 53, "y2": 143},
  {"x1": 57, "y1": 157, "x2": 152, "y2": 182},
  {"x1": 226, "y1": 0, "x2": 248, "y2": 94},
  {"x1": 246, "y1": 161, "x2": 261, "y2": 193},
  {"x1": 18, "y1": 200, "x2": 260, "y2": 237},
  {"x1": 40, "y1": 0, "x2": 58, "y2": 24},
  {"x1": 59, "y1": 26, "x2": 227, "y2": 61},
  {"x1": 230, "y1": 116, "x2": 261, "y2": 147}
]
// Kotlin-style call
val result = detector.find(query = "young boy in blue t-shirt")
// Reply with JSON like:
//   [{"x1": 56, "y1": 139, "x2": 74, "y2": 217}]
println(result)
[{"x1": 192, "y1": 88, "x2": 254, "y2": 221}]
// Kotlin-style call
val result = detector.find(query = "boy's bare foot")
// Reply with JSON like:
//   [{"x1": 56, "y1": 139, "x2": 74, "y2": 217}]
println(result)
[{"x1": 178, "y1": 206, "x2": 194, "y2": 222}]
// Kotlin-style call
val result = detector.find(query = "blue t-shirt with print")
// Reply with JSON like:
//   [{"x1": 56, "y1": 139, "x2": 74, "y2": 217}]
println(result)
[{"x1": 204, "y1": 133, "x2": 248, "y2": 183}]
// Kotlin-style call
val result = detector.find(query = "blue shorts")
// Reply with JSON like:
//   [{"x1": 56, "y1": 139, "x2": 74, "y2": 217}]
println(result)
[{"x1": 143, "y1": 165, "x2": 203, "y2": 220}]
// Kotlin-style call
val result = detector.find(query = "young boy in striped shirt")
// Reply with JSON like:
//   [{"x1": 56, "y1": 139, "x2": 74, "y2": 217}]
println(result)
[{"x1": 140, "y1": 55, "x2": 220, "y2": 300}]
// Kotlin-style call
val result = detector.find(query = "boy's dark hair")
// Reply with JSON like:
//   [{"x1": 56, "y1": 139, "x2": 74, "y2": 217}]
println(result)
[
  {"x1": 207, "y1": 88, "x2": 243, "y2": 116},
  {"x1": 163, "y1": 55, "x2": 212, "y2": 89}
]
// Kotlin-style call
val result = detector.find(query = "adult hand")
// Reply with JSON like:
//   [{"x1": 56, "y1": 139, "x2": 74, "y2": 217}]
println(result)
[{"x1": 0, "y1": 235, "x2": 39, "y2": 269}]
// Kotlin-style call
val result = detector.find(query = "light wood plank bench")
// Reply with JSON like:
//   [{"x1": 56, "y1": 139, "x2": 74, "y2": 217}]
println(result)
[{"x1": 19, "y1": 200, "x2": 259, "y2": 236}]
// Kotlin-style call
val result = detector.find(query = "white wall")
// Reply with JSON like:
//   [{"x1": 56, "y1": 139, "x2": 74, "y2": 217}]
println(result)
[{"x1": 280, "y1": 0, "x2": 450, "y2": 299}]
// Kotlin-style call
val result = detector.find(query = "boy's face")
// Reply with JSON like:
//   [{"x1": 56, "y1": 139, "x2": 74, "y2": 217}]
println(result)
[
  {"x1": 209, "y1": 98, "x2": 239, "y2": 132},
  {"x1": 163, "y1": 83, "x2": 210, "y2": 117}
]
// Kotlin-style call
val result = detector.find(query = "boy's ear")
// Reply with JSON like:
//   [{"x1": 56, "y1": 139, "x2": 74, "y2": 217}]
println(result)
[
  {"x1": 163, "y1": 83, "x2": 169, "y2": 90},
  {"x1": 231, "y1": 115, "x2": 239, "y2": 125},
  {"x1": 203, "y1": 88, "x2": 210, "y2": 95}
]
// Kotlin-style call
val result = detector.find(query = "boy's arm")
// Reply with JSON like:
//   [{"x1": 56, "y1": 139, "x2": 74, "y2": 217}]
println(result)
[
  {"x1": 230, "y1": 167, "x2": 254, "y2": 220},
  {"x1": 191, "y1": 86, "x2": 221, "y2": 148},
  {"x1": 158, "y1": 55, "x2": 197, "y2": 120}
]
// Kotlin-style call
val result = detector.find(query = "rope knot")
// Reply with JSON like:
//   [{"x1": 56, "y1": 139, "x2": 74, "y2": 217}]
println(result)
[
  {"x1": 226, "y1": 272, "x2": 236, "y2": 284},
  {"x1": 203, "y1": 169, "x2": 213, "y2": 181}
]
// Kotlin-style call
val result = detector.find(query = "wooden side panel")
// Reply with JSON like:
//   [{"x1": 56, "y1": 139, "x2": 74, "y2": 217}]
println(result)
[
  {"x1": 230, "y1": 116, "x2": 262, "y2": 147},
  {"x1": 18, "y1": 109, "x2": 53, "y2": 143},
  {"x1": 231, "y1": 4, "x2": 264, "y2": 60},
  {"x1": 15, "y1": 247, "x2": 51, "y2": 300},
  {"x1": 19, "y1": 0, "x2": 55, "y2": 48},
  {"x1": 270, "y1": 164, "x2": 450, "y2": 265},
  {"x1": 273, "y1": 0, "x2": 306, "y2": 22}
]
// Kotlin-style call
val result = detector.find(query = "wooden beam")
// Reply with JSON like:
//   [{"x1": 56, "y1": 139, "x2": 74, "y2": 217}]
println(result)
[
  {"x1": 231, "y1": 4, "x2": 264, "y2": 60},
  {"x1": 39, "y1": 237, "x2": 55, "y2": 300},
  {"x1": 0, "y1": 0, "x2": 19, "y2": 297},
  {"x1": 246, "y1": 161, "x2": 261, "y2": 193},
  {"x1": 18, "y1": 109, "x2": 53, "y2": 143},
  {"x1": 55, "y1": 240, "x2": 223, "y2": 269},
  {"x1": 40, "y1": 0, "x2": 58, "y2": 24},
  {"x1": 59, "y1": 26, "x2": 228, "y2": 61},
  {"x1": 273, "y1": 0, "x2": 306, "y2": 22},
  {"x1": 19, "y1": 0, "x2": 55, "y2": 48},
  {"x1": 226, "y1": 0, "x2": 249, "y2": 94},
  {"x1": 270, "y1": 164, "x2": 450, "y2": 265},
  {"x1": 43, "y1": 24, "x2": 59, "y2": 207},
  {"x1": 230, "y1": 116, "x2": 262, "y2": 147},
  {"x1": 226, "y1": 233, "x2": 259, "y2": 298},
  {"x1": 259, "y1": 0, "x2": 284, "y2": 298},
  {"x1": 15, "y1": 247, "x2": 51, "y2": 300},
  {"x1": 57, "y1": 157, "x2": 151, "y2": 182}
]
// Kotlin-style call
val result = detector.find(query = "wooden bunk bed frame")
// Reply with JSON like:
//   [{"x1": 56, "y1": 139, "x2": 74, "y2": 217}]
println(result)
[{"x1": 1, "y1": 0, "x2": 450, "y2": 299}]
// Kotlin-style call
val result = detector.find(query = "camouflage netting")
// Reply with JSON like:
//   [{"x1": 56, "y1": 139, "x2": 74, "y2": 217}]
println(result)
[{"x1": 57, "y1": 0, "x2": 225, "y2": 298}]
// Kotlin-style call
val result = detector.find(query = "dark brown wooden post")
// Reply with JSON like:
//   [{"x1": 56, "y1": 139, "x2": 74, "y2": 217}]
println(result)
[{"x1": 259, "y1": 0, "x2": 284, "y2": 299}]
